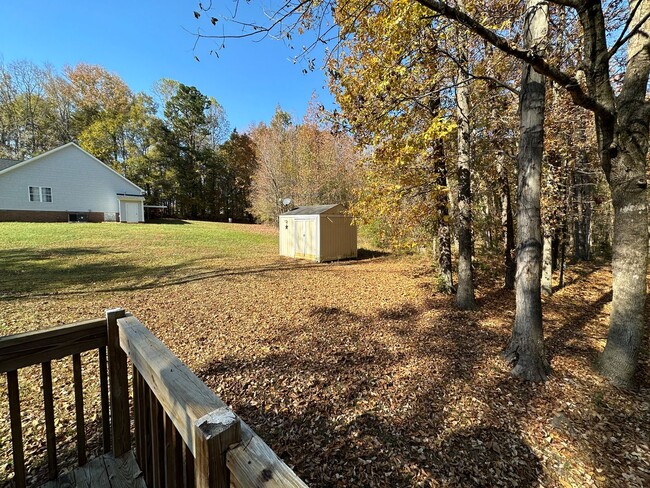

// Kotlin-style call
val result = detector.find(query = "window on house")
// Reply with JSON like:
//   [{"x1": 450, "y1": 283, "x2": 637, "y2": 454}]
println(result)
[
  {"x1": 28, "y1": 186, "x2": 52, "y2": 203},
  {"x1": 41, "y1": 187, "x2": 52, "y2": 202},
  {"x1": 29, "y1": 186, "x2": 40, "y2": 202}
]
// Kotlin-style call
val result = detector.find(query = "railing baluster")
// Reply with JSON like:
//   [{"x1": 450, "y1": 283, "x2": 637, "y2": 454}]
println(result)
[
  {"x1": 7, "y1": 370, "x2": 26, "y2": 488},
  {"x1": 156, "y1": 404, "x2": 166, "y2": 488},
  {"x1": 143, "y1": 381, "x2": 153, "y2": 486},
  {"x1": 164, "y1": 412, "x2": 179, "y2": 487},
  {"x1": 106, "y1": 308, "x2": 130, "y2": 456},
  {"x1": 184, "y1": 442, "x2": 195, "y2": 488},
  {"x1": 173, "y1": 420, "x2": 185, "y2": 487},
  {"x1": 150, "y1": 389, "x2": 163, "y2": 488},
  {"x1": 72, "y1": 353, "x2": 87, "y2": 466},
  {"x1": 98, "y1": 346, "x2": 111, "y2": 454},
  {"x1": 133, "y1": 366, "x2": 144, "y2": 464},
  {"x1": 42, "y1": 361, "x2": 58, "y2": 479}
]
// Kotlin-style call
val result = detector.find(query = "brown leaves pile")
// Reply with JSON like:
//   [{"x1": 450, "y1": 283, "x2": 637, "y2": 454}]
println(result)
[{"x1": 1, "y1": 250, "x2": 649, "y2": 487}]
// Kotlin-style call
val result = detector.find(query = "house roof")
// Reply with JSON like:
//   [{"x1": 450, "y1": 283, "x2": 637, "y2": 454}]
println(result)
[
  {"x1": 0, "y1": 158, "x2": 21, "y2": 172},
  {"x1": 281, "y1": 204, "x2": 344, "y2": 216},
  {"x1": 0, "y1": 142, "x2": 144, "y2": 193}
]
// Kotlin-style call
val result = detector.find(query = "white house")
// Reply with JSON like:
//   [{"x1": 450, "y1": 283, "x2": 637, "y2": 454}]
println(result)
[{"x1": 0, "y1": 143, "x2": 145, "y2": 223}]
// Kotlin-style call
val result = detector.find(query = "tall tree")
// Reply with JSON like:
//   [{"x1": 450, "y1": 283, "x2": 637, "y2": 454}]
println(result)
[
  {"x1": 0, "y1": 60, "x2": 53, "y2": 158},
  {"x1": 502, "y1": 0, "x2": 551, "y2": 381},
  {"x1": 219, "y1": 130, "x2": 258, "y2": 220},
  {"x1": 328, "y1": 0, "x2": 457, "y2": 286},
  {"x1": 454, "y1": 0, "x2": 477, "y2": 310},
  {"x1": 249, "y1": 106, "x2": 357, "y2": 223},
  {"x1": 378, "y1": 0, "x2": 650, "y2": 386},
  {"x1": 163, "y1": 83, "x2": 212, "y2": 218}
]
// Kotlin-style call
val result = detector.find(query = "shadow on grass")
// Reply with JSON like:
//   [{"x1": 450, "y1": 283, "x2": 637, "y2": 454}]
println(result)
[
  {"x1": 0, "y1": 247, "x2": 144, "y2": 297},
  {"x1": 0, "y1": 247, "x2": 387, "y2": 300},
  {"x1": 546, "y1": 290, "x2": 612, "y2": 362},
  {"x1": 145, "y1": 218, "x2": 191, "y2": 225},
  {"x1": 192, "y1": 268, "x2": 650, "y2": 487}
]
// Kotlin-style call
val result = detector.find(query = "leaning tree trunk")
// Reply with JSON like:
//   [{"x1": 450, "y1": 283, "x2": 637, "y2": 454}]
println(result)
[
  {"x1": 504, "y1": 0, "x2": 551, "y2": 381},
  {"x1": 455, "y1": 0, "x2": 477, "y2": 310}
]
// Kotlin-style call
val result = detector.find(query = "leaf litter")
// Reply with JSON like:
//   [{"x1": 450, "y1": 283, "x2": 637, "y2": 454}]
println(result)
[{"x1": 0, "y1": 253, "x2": 648, "y2": 487}]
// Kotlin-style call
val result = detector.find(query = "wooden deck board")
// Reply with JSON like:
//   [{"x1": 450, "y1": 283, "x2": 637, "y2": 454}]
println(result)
[{"x1": 41, "y1": 450, "x2": 146, "y2": 488}]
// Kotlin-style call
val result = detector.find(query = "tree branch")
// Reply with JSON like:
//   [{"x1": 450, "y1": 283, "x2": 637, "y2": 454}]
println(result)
[
  {"x1": 607, "y1": 9, "x2": 650, "y2": 59},
  {"x1": 546, "y1": 0, "x2": 580, "y2": 8},
  {"x1": 414, "y1": 0, "x2": 613, "y2": 117}
]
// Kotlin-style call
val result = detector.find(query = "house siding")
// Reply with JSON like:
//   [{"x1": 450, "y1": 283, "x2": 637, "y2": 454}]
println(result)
[{"x1": 0, "y1": 144, "x2": 143, "y2": 217}]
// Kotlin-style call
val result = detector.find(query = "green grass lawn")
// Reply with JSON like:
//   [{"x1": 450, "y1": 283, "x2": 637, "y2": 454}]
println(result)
[{"x1": 0, "y1": 220, "x2": 279, "y2": 297}]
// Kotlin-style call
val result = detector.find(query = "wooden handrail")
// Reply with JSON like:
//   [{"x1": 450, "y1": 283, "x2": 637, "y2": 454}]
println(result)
[
  {"x1": 0, "y1": 318, "x2": 107, "y2": 373},
  {"x1": 117, "y1": 315, "x2": 241, "y2": 487}
]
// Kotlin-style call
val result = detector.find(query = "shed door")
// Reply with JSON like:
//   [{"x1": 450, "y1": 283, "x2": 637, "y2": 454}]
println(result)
[
  {"x1": 295, "y1": 219, "x2": 316, "y2": 259},
  {"x1": 280, "y1": 218, "x2": 294, "y2": 256},
  {"x1": 124, "y1": 202, "x2": 139, "y2": 223}
]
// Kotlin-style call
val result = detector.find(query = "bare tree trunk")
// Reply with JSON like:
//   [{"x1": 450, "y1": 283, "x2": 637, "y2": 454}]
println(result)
[
  {"x1": 599, "y1": 140, "x2": 648, "y2": 388},
  {"x1": 573, "y1": 148, "x2": 593, "y2": 260},
  {"x1": 503, "y1": 0, "x2": 550, "y2": 381},
  {"x1": 435, "y1": 150, "x2": 454, "y2": 294},
  {"x1": 558, "y1": 225, "x2": 567, "y2": 288},
  {"x1": 541, "y1": 231, "x2": 553, "y2": 296},
  {"x1": 497, "y1": 155, "x2": 516, "y2": 289},
  {"x1": 430, "y1": 95, "x2": 454, "y2": 294},
  {"x1": 455, "y1": 0, "x2": 477, "y2": 310}
]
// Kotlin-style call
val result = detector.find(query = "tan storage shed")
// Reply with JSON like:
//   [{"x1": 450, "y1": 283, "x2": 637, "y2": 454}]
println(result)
[{"x1": 279, "y1": 204, "x2": 357, "y2": 262}]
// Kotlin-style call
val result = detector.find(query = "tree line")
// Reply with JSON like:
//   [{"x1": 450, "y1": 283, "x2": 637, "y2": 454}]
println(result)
[
  {"x1": 197, "y1": 0, "x2": 648, "y2": 388},
  {"x1": 0, "y1": 60, "x2": 357, "y2": 221}
]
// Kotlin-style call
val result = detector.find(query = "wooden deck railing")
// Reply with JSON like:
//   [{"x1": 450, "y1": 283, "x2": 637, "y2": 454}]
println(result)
[
  {"x1": 0, "y1": 317, "x2": 111, "y2": 486},
  {"x1": 1, "y1": 310, "x2": 307, "y2": 488}
]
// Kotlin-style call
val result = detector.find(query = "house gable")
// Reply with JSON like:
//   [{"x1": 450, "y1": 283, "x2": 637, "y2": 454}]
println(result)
[{"x1": 0, "y1": 143, "x2": 144, "y2": 217}]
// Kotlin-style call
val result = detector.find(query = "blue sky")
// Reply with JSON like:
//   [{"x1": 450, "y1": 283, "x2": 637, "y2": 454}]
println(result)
[{"x1": 0, "y1": 1, "x2": 334, "y2": 132}]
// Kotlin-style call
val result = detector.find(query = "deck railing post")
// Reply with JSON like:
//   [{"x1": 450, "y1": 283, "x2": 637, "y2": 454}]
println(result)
[
  {"x1": 194, "y1": 407, "x2": 241, "y2": 488},
  {"x1": 106, "y1": 308, "x2": 131, "y2": 456}
]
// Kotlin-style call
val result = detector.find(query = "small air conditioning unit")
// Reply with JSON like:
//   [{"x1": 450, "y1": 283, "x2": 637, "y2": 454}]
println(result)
[{"x1": 68, "y1": 213, "x2": 89, "y2": 223}]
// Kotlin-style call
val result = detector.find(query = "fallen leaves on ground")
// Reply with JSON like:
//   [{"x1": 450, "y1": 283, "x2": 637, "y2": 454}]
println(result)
[{"x1": 1, "y1": 252, "x2": 649, "y2": 487}]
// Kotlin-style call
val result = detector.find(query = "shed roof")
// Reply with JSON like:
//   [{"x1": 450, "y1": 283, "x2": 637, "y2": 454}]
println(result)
[
  {"x1": 281, "y1": 204, "x2": 344, "y2": 216},
  {"x1": 0, "y1": 158, "x2": 21, "y2": 172}
]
